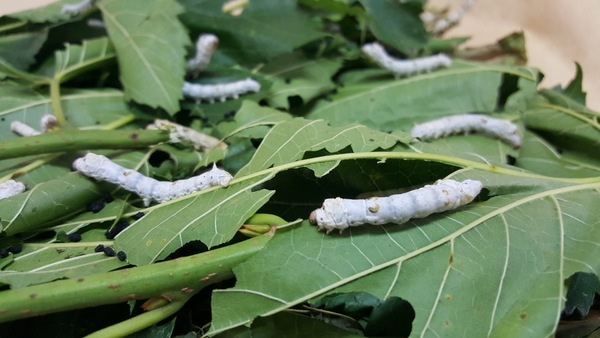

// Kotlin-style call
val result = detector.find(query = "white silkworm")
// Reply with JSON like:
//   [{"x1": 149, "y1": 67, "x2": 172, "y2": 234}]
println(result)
[
  {"x1": 411, "y1": 114, "x2": 521, "y2": 149},
  {"x1": 187, "y1": 34, "x2": 219, "y2": 77},
  {"x1": 146, "y1": 119, "x2": 227, "y2": 151},
  {"x1": 182, "y1": 78, "x2": 261, "y2": 103},
  {"x1": 61, "y1": 0, "x2": 94, "y2": 15},
  {"x1": 0, "y1": 180, "x2": 26, "y2": 200},
  {"x1": 432, "y1": 0, "x2": 476, "y2": 34},
  {"x1": 309, "y1": 179, "x2": 482, "y2": 234},
  {"x1": 10, "y1": 121, "x2": 40, "y2": 137},
  {"x1": 362, "y1": 42, "x2": 452, "y2": 77},
  {"x1": 10, "y1": 114, "x2": 58, "y2": 137},
  {"x1": 73, "y1": 153, "x2": 233, "y2": 206},
  {"x1": 40, "y1": 114, "x2": 57, "y2": 133}
]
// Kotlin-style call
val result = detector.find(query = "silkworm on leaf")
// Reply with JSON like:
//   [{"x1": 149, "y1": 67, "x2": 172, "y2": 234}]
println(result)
[
  {"x1": 187, "y1": 34, "x2": 219, "y2": 77},
  {"x1": 146, "y1": 119, "x2": 227, "y2": 151},
  {"x1": 361, "y1": 42, "x2": 452, "y2": 77},
  {"x1": 411, "y1": 114, "x2": 521, "y2": 149},
  {"x1": 61, "y1": 0, "x2": 94, "y2": 15},
  {"x1": 10, "y1": 114, "x2": 57, "y2": 137},
  {"x1": 0, "y1": 180, "x2": 26, "y2": 200},
  {"x1": 182, "y1": 78, "x2": 261, "y2": 103},
  {"x1": 73, "y1": 153, "x2": 233, "y2": 206},
  {"x1": 309, "y1": 179, "x2": 482, "y2": 234},
  {"x1": 431, "y1": 0, "x2": 477, "y2": 34}
]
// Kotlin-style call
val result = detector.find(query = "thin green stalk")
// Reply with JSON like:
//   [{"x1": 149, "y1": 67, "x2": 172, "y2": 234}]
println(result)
[
  {"x1": 0, "y1": 228, "x2": 275, "y2": 323},
  {"x1": 85, "y1": 291, "x2": 195, "y2": 338},
  {"x1": 0, "y1": 129, "x2": 171, "y2": 160},
  {"x1": 49, "y1": 79, "x2": 68, "y2": 128}
]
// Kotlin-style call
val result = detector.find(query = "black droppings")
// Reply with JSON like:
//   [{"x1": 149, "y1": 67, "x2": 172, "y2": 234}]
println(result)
[
  {"x1": 103, "y1": 247, "x2": 116, "y2": 257},
  {"x1": 94, "y1": 244, "x2": 105, "y2": 252},
  {"x1": 105, "y1": 220, "x2": 130, "y2": 239},
  {"x1": 0, "y1": 249, "x2": 8, "y2": 258},
  {"x1": 117, "y1": 251, "x2": 127, "y2": 261},
  {"x1": 132, "y1": 212, "x2": 145, "y2": 220},
  {"x1": 7, "y1": 245, "x2": 22, "y2": 254},
  {"x1": 103, "y1": 193, "x2": 114, "y2": 203},
  {"x1": 284, "y1": 78, "x2": 291, "y2": 84},
  {"x1": 86, "y1": 200, "x2": 105, "y2": 213},
  {"x1": 506, "y1": 154, "x2": 517, "y2": 165},
  {"x1": 68, "y1": 233, "x2": 82, "y2": 242}
]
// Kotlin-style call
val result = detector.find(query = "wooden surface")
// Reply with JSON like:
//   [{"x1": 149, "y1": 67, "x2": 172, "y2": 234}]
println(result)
[{"x1": 2, "y1": 0, "x2": 598, "y2": 110}]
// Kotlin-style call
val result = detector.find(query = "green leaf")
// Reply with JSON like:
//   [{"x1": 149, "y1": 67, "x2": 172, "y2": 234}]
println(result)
[
  {"x1": 179, "y1": 0, "x2": 324, "y2": 63},
  {"x1": 563, "y1": 272, "x2": 600, "y2": 319},
  {"x1": 0, "y1": 173, "x2": 104, "y2": 236},
  {"x1": 0, "y1": 29, "x2": 48, "y2": 70},
  {"x1": 515, "y1": 132, "x2": 600, "y2": 178},
  {"x1": 360, "y1": 0, "x2": 428, "y2": 52},
  {"x1": 262, "y1": 52, "x2": 343, "y2": 109},
  {"x1": 7, "y1": 0, "x2": 81, "y2": 23},
  {"x1": 209, "y1": 168, "x2": 600, "y2": 336},
  {"x1": 236, "y1": 118, "x2": 409, "y2": 177},
  {"x1": 36, "y1": 37, "x2": 116, "y2": 83},
  {"x1": 365, "y1": 296, "x2": 415, "y2": 337},
  {"x1": 0, "y1": 58, "x2": 49, "y2": 84},
  {"x1": 307, "y1": 61, "x2": 539, "y2": 131},
  {"x1": 98, "y1": 0, "x2": 189, "y2": 114},
  {"x1": 114, "y1": 174, "x2": 274, "y2": 265},
  {"x1": 554, "y1": 63, "x2": 586, "y2": 105}
]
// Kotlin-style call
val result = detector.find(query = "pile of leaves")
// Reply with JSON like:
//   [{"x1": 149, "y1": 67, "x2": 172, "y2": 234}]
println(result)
[{"x1": 0, "y1": 0, "x2": 598, "y2": 337}]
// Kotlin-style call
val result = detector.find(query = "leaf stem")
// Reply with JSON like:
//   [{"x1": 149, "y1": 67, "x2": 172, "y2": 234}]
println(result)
[
  {"x1": 50, "y1": 79, "x2": 68, "y2": 128},
  {"x1": 85, "y1": 291, "x2": 194, "y2": 338},
  {"x1": 0, "y1": 129, "x2": 171, "y2": 160},
  {"x1": 0, "y1": 228, "x2": 275, "y2": 323}
]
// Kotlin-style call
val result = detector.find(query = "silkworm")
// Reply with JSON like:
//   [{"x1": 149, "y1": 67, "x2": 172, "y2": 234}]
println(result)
[
  {"x1": 146, "y1": 119, "x2": 227, "y2": 151},
  {"x1": 361, "y1": 42, "x2": 452, "y2": 77},
  {"x1": 309, "y1": 179, "x2": 482, "y2": 234},
  {"x1": 411, "y1": 114, "x2": 521, "y2": 149},
  {"x1": 431, "y1": 0, "x2": 477, "y2": 34},
  {"x1": 10, "y1": 121, "x2": 40, "y2": 137},
  {"x1": 182, "y1": 78, "x2": 261, "y2": 103},
  {"x1": 0, "y1": 180, "x2": 26, "y2": 200},
  {"x1": 73, "y1": 153, "x2": 233, "y2": 206},
  {"x1": 187, "y1": 34, "x2": 219, "y2": 77},
  {"x1": 10, "y1": 114, "x2": 57, "y2": 137},
  {"x1": 61, "y1": 0, "x2": 94, "y2": 15}
]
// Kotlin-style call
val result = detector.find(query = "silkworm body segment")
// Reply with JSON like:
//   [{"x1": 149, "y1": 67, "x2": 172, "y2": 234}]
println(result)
[
  {"x1": 73, "y1": 153, "x2": 233, "y2": 206},
  {"x1": 182, "y1": 78, "x2": 260, "y2": 103},
  {"x1": 187, "y1": 34, "x2": 219, "y2": 76},
  {"x1": 411, "y1": 114, "x2": 521, "y2": 149},
  {"x1": 147, "y1": 119, "x2": 227, "y2": 151},
  {"x1": 362, "y1": 42, "x2": 452, "y2": 76},
  {"x1": 0, "y1": 180, "x2": 26, "y2": 200},
  {"x1": 309, "y1": 179, "x2": 482, "y2": 234}
]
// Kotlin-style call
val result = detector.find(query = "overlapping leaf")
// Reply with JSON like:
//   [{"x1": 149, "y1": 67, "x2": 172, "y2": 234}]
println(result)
[
  {"x1": 262, "y1": 52, "x2": 343, "y2": 109},
  {"x1": 209, "y1": 169, "x2": 600, "y2": 335},
  {"x1": 0, "y1": 29, "x2": 48, "y2": 70},
  {"x1": 179, "y1": 0, "x2": 324, "y2": 63},
  {"x1": 236, "y1": 118, "x2": 410, "y2": 177},
  {"x1": 307, "y1": 61, "x2": 538, "y2": 131},
  {"x1": 98, "y1": 0, "x2": 189, "y2": 114}
]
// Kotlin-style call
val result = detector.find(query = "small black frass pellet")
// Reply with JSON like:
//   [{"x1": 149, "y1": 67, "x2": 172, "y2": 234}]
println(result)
[
  {"x1": 7, "y1": 245, "x2": 22, "y2": 254},
  {"x1": 284, "y1": 78, "x2": 291, "y2": 84},
  {"x1": 132, "y1": 212, "x2": 145, "y2": 220},
  {"x1": 68, "y1": 233, "x2": 82, "y2": 242},
  {"x1": 105, "y1": 220, "x2": 130, "y2": 239},
  {"x1": 103, "y1": 247, "x2": 116, "y2": 257},
  {"x1": 86, "y1": 199, "x2": 105, "y2": 213},
  {"x1": 94, "y1": 244, "x2": 105, "y2": 252},
  {"x1": 117, "y1": 251, "x2": 127, "y2": 261},
  {"x1": 0, "y1": 249, "x2": 8, "y2": 258},
  {"x1": 103, "y1": 193, "x2": 114, "y2": 203}
]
